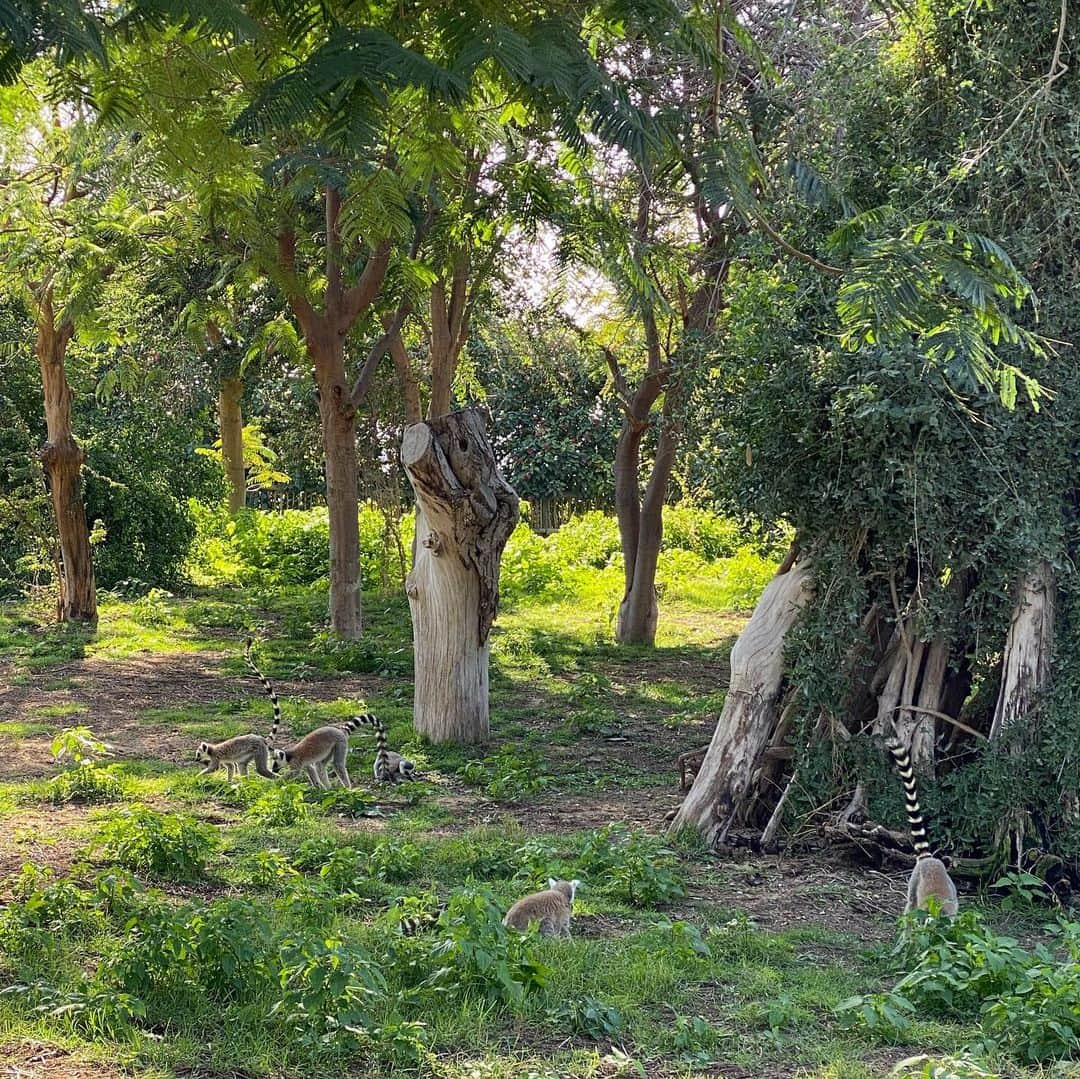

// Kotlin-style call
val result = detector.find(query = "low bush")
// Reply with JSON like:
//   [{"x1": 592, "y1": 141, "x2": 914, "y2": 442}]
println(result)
[
  {"x1": 94, "y1": 804, "x2": 218, "y2": 880},
  {"x1": 838, "y1": 910, "x2": 1080, "y2": 1064},
  {"x1": 578, "y1": 824, "x2": 686, "y2": 906}
]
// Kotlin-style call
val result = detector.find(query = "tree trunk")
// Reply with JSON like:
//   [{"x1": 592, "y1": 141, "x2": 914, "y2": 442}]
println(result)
[
  {"x1": 616, "y1": 386, "x2": 681, "y2": 645},
  {"x1": 669, "y1": 558, "x2": 813, "y2": 842},
  {"x1": 990, "y1": 561, "x2": 1055, "y2": 742},
  {"x1": 218, "y1": 376, "x2": 246, "y2": 513},
  {"x1": 312, "y1": 334, "x2": 362, "y2": 639},
  {"x1": 401, "y1": 409, "x2": 519, "y2": 743},
  {"x1": 36, "y1": 307, "x2": 97, "y2": 624}
]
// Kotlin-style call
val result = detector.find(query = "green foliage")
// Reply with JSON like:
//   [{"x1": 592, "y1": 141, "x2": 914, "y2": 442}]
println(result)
[
  {"x1": 578, "y1": 824, "x2": 686, "y2": 907},
  {"x1": 459, "y1": 746, "x2": 552, "y2": 801},
  {"x1": 46, "y1": 725, "x2": 125, "y2": 804},
  {"x1": 93, "y1": 804, "x2": 217, "y2": 880},
  {"x1": 421, "y1": 889, "x2": 550, "y2": 1005},
  {"x1": 547, "y1": 995, "x2": 625, "y2": 1039},
  {"x1": 245, "y1": 782, "x2": 311, "y2": 827},
  {"x1": 186, "y1": 501, "x2": 413, "y2": 593},
  {"x1": 839, "y1": 911, "x2": 1080, "y2": 1064}
]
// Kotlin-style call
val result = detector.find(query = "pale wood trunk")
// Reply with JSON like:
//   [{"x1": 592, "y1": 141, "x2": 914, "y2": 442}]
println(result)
[
  {"x1": 990, "y1": 561, "x2": 1055, "y2": 742},
  {"x1": 36, "y1": 306, "x2": 96, "y2": 624},
  {"x1": 312, "y1": 334, "x2": 362, "y2": 639},
  {"x1": 218, "y1": 376, "x2": 246, "y2": 513},
  {"x1": 669, "y1": 559, "x2": 813, "y2": 842},
  {"x1": 401, "y1": 409, "x2": 519, "y2": 743}
]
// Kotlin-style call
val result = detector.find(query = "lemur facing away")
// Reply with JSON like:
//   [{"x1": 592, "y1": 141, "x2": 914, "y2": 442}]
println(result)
[
  {"x1": 353, "y1": 713, "x2": 417, "y2": 782},
  {"x1": 886, "y1": 737, "x2": 959, "y2": 916},
  {"x1": 503, "y1": 879, "x2": 581, "y2": 937},
  {"x1": 194, "y1": 639, "x2": 281, "y2": 778}
]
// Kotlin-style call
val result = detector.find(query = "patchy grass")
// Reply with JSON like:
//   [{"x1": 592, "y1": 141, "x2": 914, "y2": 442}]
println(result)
[{"x1": 0, "y1": 573, "x2": 1056, "y2": 1078}]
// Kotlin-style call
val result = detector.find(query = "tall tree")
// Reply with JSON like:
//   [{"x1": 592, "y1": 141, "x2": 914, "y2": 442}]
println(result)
[{"x1": 0, "y1": 79, "x2": 164, "y2": 621}]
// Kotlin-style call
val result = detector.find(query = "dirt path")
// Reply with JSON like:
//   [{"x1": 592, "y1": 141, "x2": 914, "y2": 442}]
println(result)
[{"x1": 0, "y1": 651, "x2": 384, "y2": 777}]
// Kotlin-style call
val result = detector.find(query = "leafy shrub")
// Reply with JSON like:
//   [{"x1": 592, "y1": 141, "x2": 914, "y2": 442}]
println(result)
[
  {"x1": 662, "y1": 506, "x2": 743, "y2": 559},
  {"x1": 317, "y1": 847, "x2": 368, "y2": 894},
  {"x1": 273, "y1": 936, "x2": 388, "y2": 1048},
  {"x1": 188, "y1": 899, "x2": 276, "y2": 1003},
  {"x1": 243, "y1": 849, "x2": 300, "y2": 889},
  {"x1": 187, "y1": 501, "x2": 411, "y2": 592},
  {"x1": 838, "y1": 911, "x2": 1080, "y2": 1064},
  {"x1": 459, "y1": 746, "x2": 552, "y2": 801},
  {"x1": 46, "y1": 726, "x2": 125, "y2": 804},
  {"x1": 420, "y1": 890, "x2": 550, "y2": 1004},
  {"x1": 712, "y1": 548, "x2": 778, "y2": 610},
  {"x1": 246, "y1": 782, "x2": 311, "y2": 827},
  {"x1": 546, "y1": 511, "x2": 621, "y2": 569},
  {"x1": 46, "y1": 765, "x2": 126, "y2": 805},
  {"x1": 579, "y1": 824, "x2": 686, "y2": 906},
  {"x1": 548, "y1": 996, "x2": 625, "y2": 1038},
  {"x1": 500, "y1": 523, "x2": 561, "y2": 600},
  {"x1": 369, "y1": 838, "x2": 423, "y2": 883},
  {"x1": 94, "y1": 804, "x2": 217, "y2": 880}
]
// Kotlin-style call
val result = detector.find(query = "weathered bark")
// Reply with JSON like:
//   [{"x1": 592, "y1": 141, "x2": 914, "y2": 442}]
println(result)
[
  {"x1": 218, "y1": 376, "x2": 246, "y2": 513},
  {"x1": 277, "y1": 188, "x2": 391, "y2": 638},
  {"x1": 669, "y1": 558, "x2": 813, "y2": 842},
  {"x1": 401, "y1": 409, "x2": 519, "y2": 743},
  {"x1": 36, "y1": 294, "x2": 96, "y2": 624},
  {"x1": 990, "y1": 561, "x2": 1055, "y2": 742}
]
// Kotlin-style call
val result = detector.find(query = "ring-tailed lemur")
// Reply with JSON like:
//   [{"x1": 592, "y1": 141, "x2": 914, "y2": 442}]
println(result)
[
  {"x1": 193, "y1": 638, "x2": 281, "y2": 778},
  {"x1": 353, "y1": 713, "x2": 417, "y2": 782},
  {"x1": 886, "y1": 738, "x2": 959, "y2": 916},
  {"x1": 270, "y1": 717, "x2": 380, "y2": 789},
  {"x1": 503, "y1": 879, "x2": 581, "y2": 937}
]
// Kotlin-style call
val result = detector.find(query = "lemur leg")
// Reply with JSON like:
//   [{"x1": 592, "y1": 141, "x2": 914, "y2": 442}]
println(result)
[{"x1": 253, "y1": 748, "x2": 276, "y2": 779}]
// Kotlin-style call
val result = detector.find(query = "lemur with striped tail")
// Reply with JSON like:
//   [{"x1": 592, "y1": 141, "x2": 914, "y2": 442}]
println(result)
[
  {"x1": 269, "y1": 717, "x2": 371, "y2": 789},
  {"x1": 886, "y1": 737, "x2": 959, "y2": 916},
  {"x1": 193, "y1": 638, "x2": 280, "y2": 778},
  {"x1": 353, "y1": 713, "x2": 417, "y2": 782}
]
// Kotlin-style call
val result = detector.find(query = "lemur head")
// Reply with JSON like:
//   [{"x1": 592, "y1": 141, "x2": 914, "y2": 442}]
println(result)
[
  {"x1": 549, "y1": 878, "x2": 581, "y2": 904},
  {"x1": 195, "y1": 742, "x2": 212, "y2": 764},
  {"x1": 270, "y1": 748, "x2": 288, "y2": 774}
]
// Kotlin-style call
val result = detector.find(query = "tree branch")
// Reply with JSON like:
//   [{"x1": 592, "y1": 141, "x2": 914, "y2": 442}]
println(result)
[
  {"x1": 276, "y1": 228, "x2": 318, "y2": 335},
  {"x1": 349, "y1": 301, "x2": 412, "y2": 409},
  {"x1": 338, "y1": 239, "x2": 392, "y2": 331}
]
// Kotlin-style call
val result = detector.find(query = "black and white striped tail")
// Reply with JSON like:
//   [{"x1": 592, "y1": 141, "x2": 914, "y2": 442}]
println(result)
[
  {"x1": 348, "y1": 713, "x2": 391, "y2": 778},
  {"x1": 886, "y1": 738, "x2": 931, "y2": 859},
  {"x1": 399, "y1": 906, "x2": 445, "y2": 936},
  {"x1": 244, "y1": 638, "x2": 281, "y2": 744}
]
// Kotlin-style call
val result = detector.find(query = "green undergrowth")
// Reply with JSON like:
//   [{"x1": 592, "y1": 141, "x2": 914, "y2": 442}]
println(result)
[{"x1": 0, "y1": 528, "x2": 1058, "y2": 1077}]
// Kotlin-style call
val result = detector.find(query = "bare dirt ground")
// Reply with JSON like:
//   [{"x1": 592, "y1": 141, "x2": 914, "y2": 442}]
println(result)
[
  {"x1": 0, "y1": 652, "x2": 385, "y2": 778},
  {"x1": 0, "y1": 1041, "x2": 127, "y2": 1079}
]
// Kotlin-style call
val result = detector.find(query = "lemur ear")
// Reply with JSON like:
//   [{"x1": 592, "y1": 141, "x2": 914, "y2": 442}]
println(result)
[{"x1": 548, "y1": 877, "x2": 558, "y2": 890}]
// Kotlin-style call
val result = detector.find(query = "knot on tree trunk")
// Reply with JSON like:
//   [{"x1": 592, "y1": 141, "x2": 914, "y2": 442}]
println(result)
[{"x1": 401, "y1": 408, "x2": 519, "y2": 645}]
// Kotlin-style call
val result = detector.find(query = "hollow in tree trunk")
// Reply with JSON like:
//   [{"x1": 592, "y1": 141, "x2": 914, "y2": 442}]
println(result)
[
  {"x1": 36, "y1": 296, "x2": 96, "y2": 624},
  {"x1": 669, "y1": 555, "x2": 812, "y2": 843},
  {"x1": 218, "y1": 376, "x2": 246, "y2": 513},
  {"x1": 401, "y1": 409, "x2": 519, "y2": 743}
]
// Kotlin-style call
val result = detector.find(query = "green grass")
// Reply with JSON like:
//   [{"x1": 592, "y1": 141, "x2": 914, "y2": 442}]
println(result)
[{"x1": 0, "y1": 566, "x2": 1062, "y2": 1079}]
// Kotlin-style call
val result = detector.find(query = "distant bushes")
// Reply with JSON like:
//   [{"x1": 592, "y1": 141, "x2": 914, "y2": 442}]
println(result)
[
  {"x1": 187, "y1": 500, "x2": 777, "y2": 611},
  {"x1": 186, "y1": 501, "x2": 412, "y2": 591}
]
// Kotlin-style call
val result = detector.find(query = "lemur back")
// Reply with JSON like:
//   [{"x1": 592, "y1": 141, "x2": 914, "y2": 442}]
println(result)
[
  {"x1": 503, "y1": 879, "x2": 580, "y2": 937},
  {"x1": 244, "y1": 637, "x2": 281, "y2": 745},
  {"x1": 353, "y1": 713, "x2": 416, "y2": 782},
  {"x1": 271, "y1": 717, "x2": 370, "y2": 789},
  {"x1": 886, "y1": 738, "x2": 959, "y2": 917}
]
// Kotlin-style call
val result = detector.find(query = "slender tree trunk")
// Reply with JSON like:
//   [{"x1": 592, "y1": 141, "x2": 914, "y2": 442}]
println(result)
[
  {"x1": 616, "y1": 386, "x2": 681, "y2": 645},
  {"x1": 401, "y1": 409, "x2": 519, "y2": 743},
  {"x1": 218, "y1": 376, "x2": 246, "y2": 513},
  {"x1": 36, "y1": 303, "x2": 96, "y2": 624},
  {"x1": 310, "y1": 334, "x2": 363, "y2": 639},
  {"x1": 669, "y1": 557, "x2": 812, "y2": 842}
]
